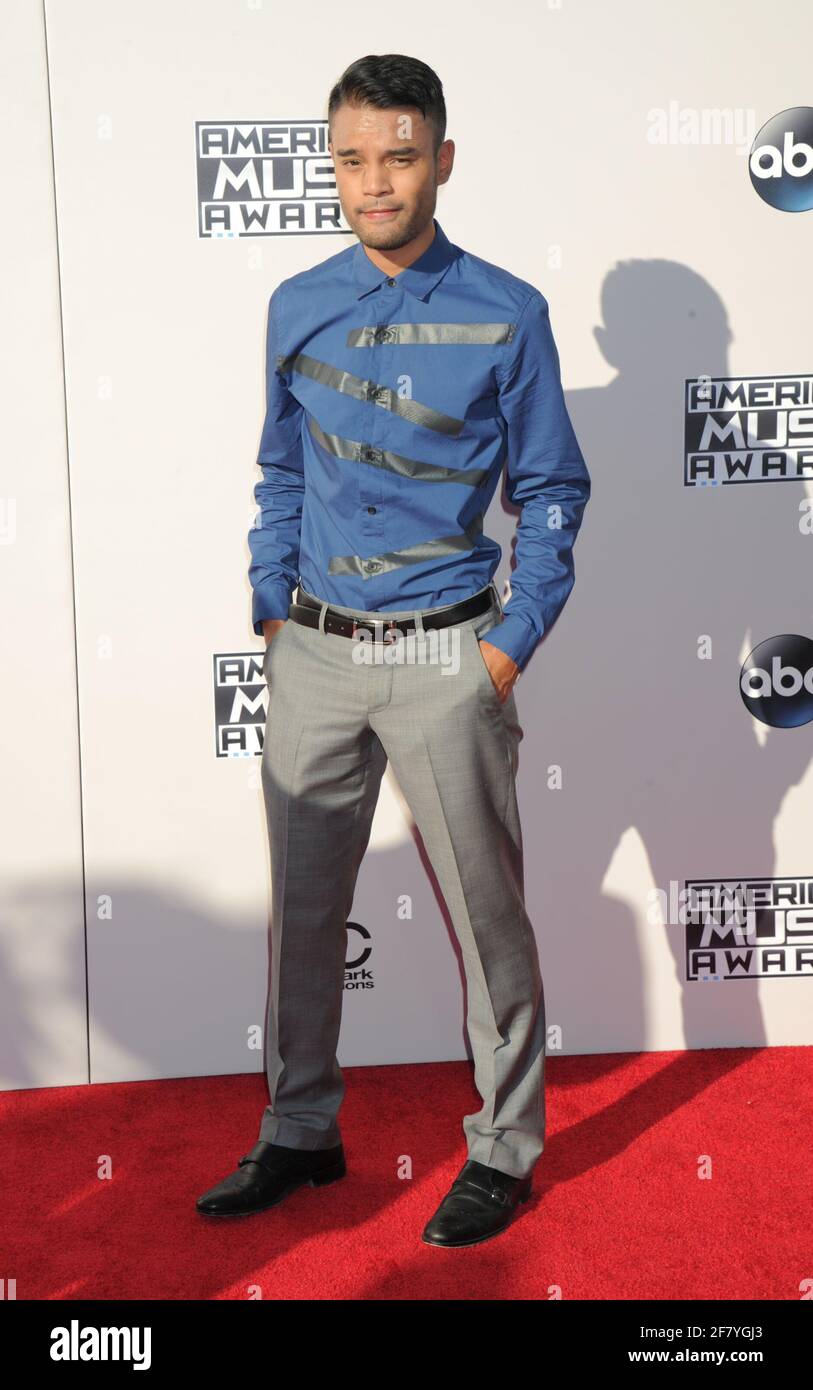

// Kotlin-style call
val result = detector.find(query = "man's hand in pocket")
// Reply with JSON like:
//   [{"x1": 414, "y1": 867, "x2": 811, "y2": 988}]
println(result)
[
  {"x1": 262, "y1": 618, "x2": 286, "y2": 648},
  {"x1": 479, "y1": 640, "x2": 520, "y2": 704}
]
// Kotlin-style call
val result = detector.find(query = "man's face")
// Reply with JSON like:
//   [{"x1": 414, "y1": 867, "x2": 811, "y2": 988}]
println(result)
[{"x1": 329, "y1": 101, "x2": 453, "y2": 251}]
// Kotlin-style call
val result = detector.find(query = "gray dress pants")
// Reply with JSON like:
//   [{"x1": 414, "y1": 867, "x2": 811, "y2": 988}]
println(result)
[{"x1": 257, "y1": 580, "x2": 545, "y2": 1180}]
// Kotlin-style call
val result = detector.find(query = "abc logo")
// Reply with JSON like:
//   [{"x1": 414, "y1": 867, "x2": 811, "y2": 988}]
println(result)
[
  {"x1": 749, "y1": 106, "x2": 813, "y2": 211},
  {"x1": 740, "y1": 634, "x2": 813, "y2": 727}
]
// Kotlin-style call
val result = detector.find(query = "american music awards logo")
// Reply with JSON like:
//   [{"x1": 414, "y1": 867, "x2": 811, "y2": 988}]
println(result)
[
  {"x1": 685, "y1": 877, "x2": 813, "y2": 980},
  {"x1": 195, "y1": 119, "x2": 350, "y2": 237},
  {"x1": 214, "y1": 651, "x2": 267, "y2": 757},
  {"x1": 684, "y1": 374, "x2": 813, "y2": 485}
]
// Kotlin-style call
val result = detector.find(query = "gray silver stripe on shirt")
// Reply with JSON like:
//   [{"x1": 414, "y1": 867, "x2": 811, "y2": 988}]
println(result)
[
  {"x1": 328, "y1": 513, "x2": 485, "y2": 578},
  {"x1": 307, "y1": 413, "x2": 491, "y2": 488},
  {"x1": 345, "y1": 322, "x2": 517, "y2": 348},
  {"x1": 276, "y1": 352, "x2": 465, "y2": 436}
]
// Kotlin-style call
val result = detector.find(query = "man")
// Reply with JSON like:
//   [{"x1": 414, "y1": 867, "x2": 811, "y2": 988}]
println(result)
[{"x1": 197, "y1": 53, "x2": 590, "y2": 1247}]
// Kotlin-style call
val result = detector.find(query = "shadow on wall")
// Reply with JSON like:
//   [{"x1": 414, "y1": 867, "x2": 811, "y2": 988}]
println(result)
[{"x1": 486, "y1": 257, "x2": 813, "y2": 1059}]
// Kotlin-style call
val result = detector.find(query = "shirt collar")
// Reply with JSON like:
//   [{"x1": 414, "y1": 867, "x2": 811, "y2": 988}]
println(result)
[{"x1": 351, "y1": 217, "x2": 456, "y2": 301}]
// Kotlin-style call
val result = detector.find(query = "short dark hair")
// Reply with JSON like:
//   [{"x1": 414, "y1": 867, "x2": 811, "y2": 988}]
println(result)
[{"x1": 327, "y1": 54, "x2": 447, "y2": 156}]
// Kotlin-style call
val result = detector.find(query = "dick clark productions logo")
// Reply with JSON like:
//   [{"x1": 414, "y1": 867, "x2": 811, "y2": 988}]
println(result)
[
  {"x1": 740, "y1": 634, "x2": 813, "y2": 727},
  {"x1": 749, "y1": 106, "x2": 813, "y2": 211}
]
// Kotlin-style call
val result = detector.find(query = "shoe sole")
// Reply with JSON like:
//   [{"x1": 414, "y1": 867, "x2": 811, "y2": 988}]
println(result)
[
  {"x1": 420, "y1": 1189, "x2": 532, "y2": 1247},
  {"x1": 196, "y1": 1160, "x2": 346, "y2": 1217}
]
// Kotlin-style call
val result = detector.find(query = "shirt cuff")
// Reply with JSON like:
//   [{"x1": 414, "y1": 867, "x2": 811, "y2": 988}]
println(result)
[
  {"x1": 252, "y1": 579, "x2": 296, "y2": 636},
  {"x1": 477, "y1": 612, "x2": 539, "y2": 671}
]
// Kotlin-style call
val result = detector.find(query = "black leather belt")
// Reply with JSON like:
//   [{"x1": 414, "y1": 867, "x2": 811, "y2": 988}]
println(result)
[{"x1": 288, "y1": 586, "x2": 495, "y2": 641}]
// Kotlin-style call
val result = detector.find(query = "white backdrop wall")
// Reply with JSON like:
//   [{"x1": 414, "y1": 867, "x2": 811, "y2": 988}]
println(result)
[
  {"x1": 3, "y1": 0, "x2": 813, "y2": 1091},
  {"x1": 1, "y1": 0, "x2": 87, "y2": 1089}
]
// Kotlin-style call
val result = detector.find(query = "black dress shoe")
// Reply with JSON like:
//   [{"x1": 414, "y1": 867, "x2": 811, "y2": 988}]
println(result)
[
  {"x1": 421, "y1": 1159, "x2": 533, "y2": 1247},
  {"x1": 196, "y1": 1139, "x2": 346, "y2": 1217}
]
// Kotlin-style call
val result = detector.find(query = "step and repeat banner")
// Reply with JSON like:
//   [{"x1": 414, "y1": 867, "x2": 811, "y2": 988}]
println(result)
[{"x1": 3, "y1": 0, "x2": 813, "y2": 1092}]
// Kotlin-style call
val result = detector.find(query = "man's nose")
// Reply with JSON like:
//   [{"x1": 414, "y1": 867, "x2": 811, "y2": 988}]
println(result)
[{"x1": 361, "y1": 166, "x2": 393, "y2": 197}]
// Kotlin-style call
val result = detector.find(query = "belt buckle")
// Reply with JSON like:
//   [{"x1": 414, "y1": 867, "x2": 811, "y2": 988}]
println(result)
[{"x1": 351, "y1": 617, "x2": 401, "y2": 644}]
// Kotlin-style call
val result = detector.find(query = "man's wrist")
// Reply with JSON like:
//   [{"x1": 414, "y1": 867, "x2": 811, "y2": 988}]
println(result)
[
  {"x1": 480, "y1": 612, "x2": 538, "y2": 672},
  {"x1": 252, "y1": 580, "x2": 295, "y2": 637}
]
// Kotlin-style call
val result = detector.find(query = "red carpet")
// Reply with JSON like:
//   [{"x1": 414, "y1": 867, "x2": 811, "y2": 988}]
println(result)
[{"x1": 4, "y1": 1045, "x2": 808, "y2": 1300}]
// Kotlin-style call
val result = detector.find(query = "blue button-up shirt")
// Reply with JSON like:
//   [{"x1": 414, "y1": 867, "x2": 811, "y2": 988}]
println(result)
[{"x1": 247, "y1": 217, "x2": 590, "y2": 670}]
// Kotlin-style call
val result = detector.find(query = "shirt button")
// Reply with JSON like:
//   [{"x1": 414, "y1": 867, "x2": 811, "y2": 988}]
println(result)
[
  {"x1": 363, "y1": 559, "x2": 382, "y2": 573},
  {"x1": 385, "y1": 278, "x2": 396, "y2": 286},
  {"x1": 367, "y1": 506, "x2": 377, "y2": 514}
]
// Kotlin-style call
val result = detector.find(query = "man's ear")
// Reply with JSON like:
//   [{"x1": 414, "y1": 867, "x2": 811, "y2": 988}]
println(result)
[{"x1": 437, "y1": 138, "x2": 455, "y2": 186}]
